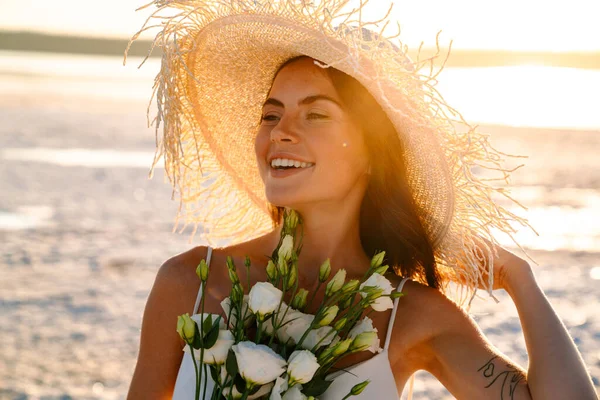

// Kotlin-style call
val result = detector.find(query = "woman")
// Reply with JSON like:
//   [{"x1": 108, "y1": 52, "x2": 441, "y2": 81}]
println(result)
[{"x1": 126, "y1": 1, "x2": 597, "y2": 399}]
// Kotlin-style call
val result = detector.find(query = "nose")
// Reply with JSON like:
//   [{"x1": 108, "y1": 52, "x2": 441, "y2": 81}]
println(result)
[{"x1": 270, "y1": 115, "x2": 300, "y2": 144}]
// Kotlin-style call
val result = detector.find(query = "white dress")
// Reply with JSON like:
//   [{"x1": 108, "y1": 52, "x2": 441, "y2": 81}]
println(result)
[{"x1": 172, "y1": 247, "x2": 415, "y2": 399}]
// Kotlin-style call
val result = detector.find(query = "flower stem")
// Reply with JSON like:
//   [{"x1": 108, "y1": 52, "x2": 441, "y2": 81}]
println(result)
[
  {"x1": 256, "y1": 318, "x2": 263, "y2": 343},
  {"x1": 306, "y1": 281, "x2": 322, "y2": 312},
  {"x1": 201, "y1": 364, "x2": 210, "y2": 400},
  {"x1": 188, "y1": 343, "x2": 200, "y2": 400}
]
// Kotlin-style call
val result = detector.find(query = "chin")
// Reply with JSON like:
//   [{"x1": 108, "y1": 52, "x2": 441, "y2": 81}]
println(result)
[{"x1": 264, "y1": 186, "x2": 307, "y2": 209}]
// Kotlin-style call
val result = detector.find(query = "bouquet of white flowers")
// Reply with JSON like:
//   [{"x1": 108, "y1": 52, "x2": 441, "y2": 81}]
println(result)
[{"x1": 176, "y1": 210, "x2": 404, "y2": 399}]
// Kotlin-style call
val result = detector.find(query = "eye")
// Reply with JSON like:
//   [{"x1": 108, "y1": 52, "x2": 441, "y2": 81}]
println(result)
[
  {"x1": 307, "y1": 113, "x2": 329, "y2": 120},
  {"x1": 261, "y1": 114, "x2": 280, "y2": 123}
]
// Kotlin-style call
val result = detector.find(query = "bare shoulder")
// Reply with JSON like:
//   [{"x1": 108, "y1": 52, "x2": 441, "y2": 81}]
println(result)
[
  {"x1": 127, "y1": 246, "x2": 209, "y2": 399},
  {"x1": 388, "y1": 279, "x2": 480, "y2": 372}
]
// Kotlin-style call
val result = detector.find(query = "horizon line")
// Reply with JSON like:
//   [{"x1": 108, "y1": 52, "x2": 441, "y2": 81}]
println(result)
[{"x1": 1, "y1": 30, "x2": 599, "y2": 69}]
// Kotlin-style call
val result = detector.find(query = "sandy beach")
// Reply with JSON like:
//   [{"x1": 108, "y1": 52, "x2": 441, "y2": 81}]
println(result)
[{"x1": 1, "y1": 51, "x2": 599, "y2": 399}]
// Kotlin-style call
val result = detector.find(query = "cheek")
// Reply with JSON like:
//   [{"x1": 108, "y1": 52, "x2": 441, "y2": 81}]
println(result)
[{"x1": 315, "y1": 136, "x2": 369, "y2": 184}]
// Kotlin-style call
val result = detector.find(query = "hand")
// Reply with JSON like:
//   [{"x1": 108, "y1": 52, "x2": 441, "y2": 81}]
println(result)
[{"x1": 460, "y1": 236, "x2": 534, "y2": 291}]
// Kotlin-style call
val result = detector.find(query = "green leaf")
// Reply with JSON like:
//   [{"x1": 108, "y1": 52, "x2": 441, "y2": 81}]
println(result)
[
  {"x1": 234, "y1": 373, "x2": 246, "y2": 393},
  {"x1": 191, "y1": 326, "x2": 202, "y2": 349},
  {"x1": 204, "y1": 326, "x2": 219, "y2": 349},
  {"x1": 202, "y1": 314, "x2": 213, "y2": 335},
  {"x1": 203, "y1": 318, "x2": 221, "y2": 349},
  {"x1": 225, "y1": 349, "x2": 238, "y2": 378},
  {"x1": 302, "y1": 377, "x2": 334, "y2": 397},
  {"x1": 249, "y1": 384, "x2": 261, "y2": 396},
  {"x1": 209, "y1": 366, "x2": 219, "y2": 385}
]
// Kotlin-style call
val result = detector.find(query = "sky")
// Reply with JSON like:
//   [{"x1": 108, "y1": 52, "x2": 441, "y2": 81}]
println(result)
[{"x1": 1, "y1": 0, "x2": 599, "y2": 52}]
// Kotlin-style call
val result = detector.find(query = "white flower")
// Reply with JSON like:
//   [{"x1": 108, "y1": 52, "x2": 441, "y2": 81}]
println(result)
[
  {"x1": 221, "y1": 295, "x2": 254, "y2": 328},
  {"x1": 275, "y1": 308, "x2": 312, "y2": 343},
  {"x1": 278, "y1": 234, "x2": 294, "y2": 261},
  {"x1": 287, "y1": 350, "x2": 320, "y2": 385},
  {"x1": 300, "y1": 326, "x2": 335, "y2": 350},
  {"x1": 183, "y1": 329, "x2": 234, "y2": 364},
  {"x1": 248, "y1": 282, "x2": 283, "y2": 318},
  {"x1": 269, "y1": 375, "x2": 289, "y2": 400},
  {"x1": 222, "y1": 384, "x2": 274, "y2": 400},
  {"x1": 282, "y1": 385, "x2": 307, "y2": 400},
  {"x1": 232, "y1": 341, "x2": 287, "y2": 385},
  {"x1": 190, "y1": 313, "x2": 227, "y2": 330},
  {"x1": 359, "y1": 273, "x2": 394, "y2": 312},
  {"x1": 262, "y1": 303, "x2": 295, "y2": 339},
  {"x1": 286, "y1": 314, "x2": 335, "y2": 350},
  {"x1": 192, "y1": 330, "x2": 235, "y2": 365},
  {"x1": 284, "y1": 312, "x2": 314, "y2": 344},
  {"x1": 348, "y1": 316, "x2": 382, "y2": 353}
]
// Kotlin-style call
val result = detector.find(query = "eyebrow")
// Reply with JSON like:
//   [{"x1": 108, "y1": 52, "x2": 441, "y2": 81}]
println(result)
[{"x1": 262, "y1": 94, "x2": 343, "y2": 109}]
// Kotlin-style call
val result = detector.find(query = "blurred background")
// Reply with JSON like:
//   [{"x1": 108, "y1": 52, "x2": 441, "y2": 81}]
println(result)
[{"x1": 0, "y1": 0, "x2": 598, "y2": 399}]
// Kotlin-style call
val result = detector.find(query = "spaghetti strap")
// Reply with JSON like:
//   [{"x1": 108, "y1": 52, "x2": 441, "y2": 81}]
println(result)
[
  {"x1": 383, "y1": 276, "x2": 411, "y2": 351},
  {"x1": 192, "y1": 246, "x2": 213, "y2": 314}
]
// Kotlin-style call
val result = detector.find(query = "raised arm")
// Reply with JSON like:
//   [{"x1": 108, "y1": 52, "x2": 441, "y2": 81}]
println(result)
[
  {"x1": 500, "y1": 260, "x2": 597, "y2": 399},
  {"x1": 413, "y1": 243, "x2": 597, "y2": 399}
]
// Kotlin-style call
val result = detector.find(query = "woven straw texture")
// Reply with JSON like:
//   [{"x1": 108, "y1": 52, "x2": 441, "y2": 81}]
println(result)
[{"x1": 126, "y1": 0, "x2": 536, "y2": 306}]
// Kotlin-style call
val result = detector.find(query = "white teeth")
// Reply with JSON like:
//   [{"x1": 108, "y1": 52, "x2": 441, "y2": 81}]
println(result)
[{"x1": 270, "y1": 158, "x2": 314, "y2": 169}]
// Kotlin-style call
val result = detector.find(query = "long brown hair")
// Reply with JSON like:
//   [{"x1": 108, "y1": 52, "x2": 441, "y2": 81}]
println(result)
[{"x1": 269, "y1": 56, "x2": 441, "y2": 290}]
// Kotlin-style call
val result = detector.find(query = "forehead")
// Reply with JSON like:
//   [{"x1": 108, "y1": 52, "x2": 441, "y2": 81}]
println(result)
[{"x1": 268, "y1": 57, "x2": 339, "y2": 99}]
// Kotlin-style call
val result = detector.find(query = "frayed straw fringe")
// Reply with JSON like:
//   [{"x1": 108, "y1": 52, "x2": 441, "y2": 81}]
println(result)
[{"x1": 124, "y1": 0, "x2": 538, "y2": 308}]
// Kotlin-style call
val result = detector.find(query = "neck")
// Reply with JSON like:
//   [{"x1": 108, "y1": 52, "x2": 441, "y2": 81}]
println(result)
[{"x1": 273, "y1": 201, "x2": 371, "y2": 285}]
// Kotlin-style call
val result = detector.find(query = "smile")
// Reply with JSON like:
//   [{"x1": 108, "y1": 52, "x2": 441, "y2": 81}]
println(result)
[{"x1": 270, "y1": 158, "x2": 315, "y2": 170}]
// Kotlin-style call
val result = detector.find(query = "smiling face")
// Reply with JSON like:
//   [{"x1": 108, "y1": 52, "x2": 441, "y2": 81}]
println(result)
[{"x1": 255, "y1": 57, "x2": 371, "y2": 211}]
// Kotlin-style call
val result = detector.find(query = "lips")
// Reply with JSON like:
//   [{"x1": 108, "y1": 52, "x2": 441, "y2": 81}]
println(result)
[{"x1": 270, "y1": 157, "x2": 315, "y2": 169}]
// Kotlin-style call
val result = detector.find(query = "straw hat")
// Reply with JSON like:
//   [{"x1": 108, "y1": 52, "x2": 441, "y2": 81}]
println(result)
[{"x1": 126, "y1": 0, "x2": 535, "y2": 305}]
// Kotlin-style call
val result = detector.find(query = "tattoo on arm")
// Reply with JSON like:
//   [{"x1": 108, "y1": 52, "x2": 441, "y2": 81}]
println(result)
[{"x1": 477, "y1": 356, "x2": 525, "y2": 400}]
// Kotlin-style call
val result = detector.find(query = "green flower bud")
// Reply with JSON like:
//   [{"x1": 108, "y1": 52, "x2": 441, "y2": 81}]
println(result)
[
  {"x1": 390, "y1": 291, "x2": 405, "y2": 299},
  {"x1": 266, "y1": 259, "x2": 278, "y2": 281},
  {"x1": 317, "y1": 345, "x2": 335, "y2": 364},
  {"x1": 244, "y1": 256, "x2": 251, "y2": 269},
  {"x1": 231, "y1": 284, "x2": 244, "y2": 303},
  {"x1": 340, "y1": 279, "x2": 359, "y2": 295},
  {"x1": 350, "y1": 331, "x2": 378, "y2": 352},
  {"x1": 228, "y1": 268, "x2": 240, "y2": 285},
  {"x1": 317, "y1": 305, "x2": 338, "y2": 327},
  {"x1": 196, "y1": 259, "x2": 209, "y2": 282},
  {"x1": 277, "y1": 257, "x2": 289, "y2": 276},
  {"x1": 287, "y1": 263, "x2": 298, "y2": 289},
  {"x1": 332, "y1": 338, "x2": 353, "y2": 357},
  {"x1": 372, "y1": 264, "x2": 389, "y2": 276},
  {"x1": 339, "y1": 296, "x2": 354, "y2": 311},
  {"x1": 226, "y1": 256, "x2": 236, "y2": 271},
  {"x1": 226, "y1": 256, "x2": 240, "y2": 284},
  {"x1": 370, "y1": 251, "x2": 385, "y2": 269},
  {"x1": 291, "y1": 288, "x2": 309, "y2": 310},
  {"x1": 278, "y1": 234, "x2": 294, "y2": 262},
  {"x1": 284, "y1": 209, "x2": 300, "y2": 232},
  {"x1": 365, "y1": 288, "x2": 384, "y2": 302},
  {"x1": 351, "y1": 380, "x2": 370, "y2": 396},
  {"x1": 325, "y1": 269, "x2": 346, "y2": 296},
  {"x1": 333, "y1": 317, "x2": 347, "y2": 331},
  {"x1": 318, "y1": 259, "x2": 331, "y2": 282},
  {"x1": 176, "y1": 313, "x2": 196, "y2": 345}
]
